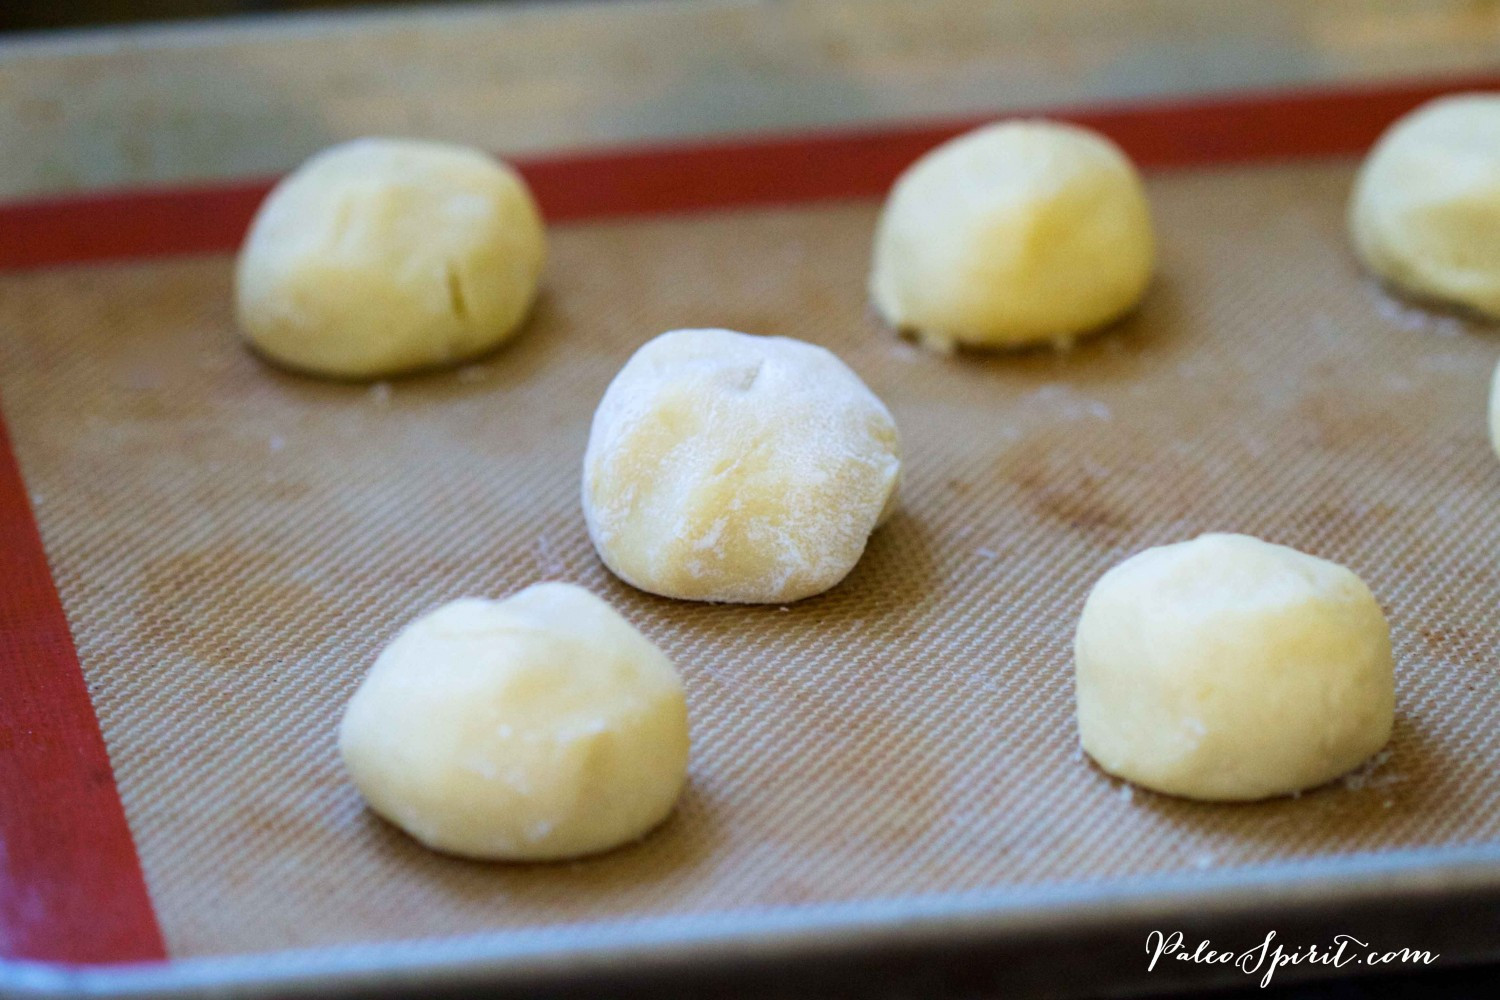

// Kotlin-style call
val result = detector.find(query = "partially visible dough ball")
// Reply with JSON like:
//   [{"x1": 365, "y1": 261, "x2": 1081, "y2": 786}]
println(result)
[
  {"x1": 1350, "y1": 94, "x2": 1500, "y2": 318},
  {"x1": 1491, "y1": 358, "x2": 1500, "y2": 462},
  {"x1": 339, "y1": 583, "x2": 689, "y2": 860},
  {"x1": 1074, "y1": 534, "x2": 1394, "y2": 801},
  {"x1": 869, "y1": 120, "x2": 1155, "y2": 351},
  {"x1": 582, "y1": 329, "x2": 902, "y2": 604},
  {"x1": 236, "y1": 137, "x2": 545, "y2": 379}
]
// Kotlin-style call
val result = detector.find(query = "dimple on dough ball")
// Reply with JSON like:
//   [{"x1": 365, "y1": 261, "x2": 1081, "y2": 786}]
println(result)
[
  {"x1": 582, "y1": 329, "x2": 902, "y2": 604},
  {"x1": 1350, "y1": 93, "x2": 1500, "y2": 318},
  {"x1": 236, "y1": 137, "x2": 545, "y2": 379},
  {"x1": 338, "y1": 583, "x2": 689, "y2": 861},
  {"x1": 869, "y1": 120, "x2": 1155, "y2": 352},
  {"x1": 1075, "y1": 534, "x2": 1394, "y2": 802}
]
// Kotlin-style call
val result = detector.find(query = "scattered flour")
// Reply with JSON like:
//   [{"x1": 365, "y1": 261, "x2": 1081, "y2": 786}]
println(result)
[{"x1": 1342, "y1": 749, "x2": 1401, "y2": 792}]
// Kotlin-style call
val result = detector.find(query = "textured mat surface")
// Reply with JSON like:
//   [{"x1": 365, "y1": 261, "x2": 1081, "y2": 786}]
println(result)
[{"x1": 1, "y1": 160, "x2": 1498, "y2": 958}]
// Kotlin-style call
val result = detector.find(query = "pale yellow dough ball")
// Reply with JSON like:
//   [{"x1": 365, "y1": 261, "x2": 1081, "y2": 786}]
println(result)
[
  {"x1": 870, "y1": 120, "x2": 1155, "y2": 351},
  {"x1": 236, "y1": 137, "x2": 545, "y2": 379},
  {"x1": 582, "y1": 329, "x2": 902, "y2": 604},
  {"x1": 1075, "y1": 534, "x2": 1394, "y2": 801},
  {"x1": 1350, "y1": 93, "x2": 1500, "y2": 318},
  {"x1": 339, "y1": 583, "x2": 689, "y2": 861}
]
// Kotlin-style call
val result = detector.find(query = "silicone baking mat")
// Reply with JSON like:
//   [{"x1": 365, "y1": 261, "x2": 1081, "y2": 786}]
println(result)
[{"x1": 1, "y1": 78, "x2": 1498, "y2": 993}]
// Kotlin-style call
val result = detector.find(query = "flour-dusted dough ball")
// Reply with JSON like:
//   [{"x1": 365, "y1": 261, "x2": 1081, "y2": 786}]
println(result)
[
  {"x1": 236, "y1": 137, "x2": 545, "y2": 379},
  {"x1": 1075, "y1": 534, "x2": 1394, "y2": 801},
  {"x1": 339, "y1": 583, "x2": 689, "y2": 860},
  {"x1": 1350, "y1": 94, "x2": 1500, "y2": 318},
  {"x1": 870, "y1": 120, "x2": 1155, "y2": 351},
  {"x1": 582, "y1": 329, "x2": 902, "y2": 604}
]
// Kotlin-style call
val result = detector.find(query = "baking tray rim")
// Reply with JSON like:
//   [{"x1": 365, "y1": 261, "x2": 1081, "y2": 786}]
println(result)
[{"x1": 5, "y1": 843, "x2": 1500, "y2": 997}]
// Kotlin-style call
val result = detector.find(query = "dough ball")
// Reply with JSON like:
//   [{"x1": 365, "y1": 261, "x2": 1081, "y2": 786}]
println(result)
[
  {"x1": 1491, "y1": 358, "x2": 1500, "y2": 462},
  {"x1": 236, "y1": 137, "x2": 545, "y2": 379},
  {"x1": 869, "y1": 120, "x2": 1155, "y2": 351},
  {"x1": 1074, "y1": 534, "x2": 1394, "y2": 801},
  {"x1": 1349, "y1": 93, "x2": 1500, "y2": 318},
  {"x1": 338, "y1": 583, "x2": 689, "y2": 860},
  {"x1": 582, "y1": 329, "x2": 902, "y2": 604}
]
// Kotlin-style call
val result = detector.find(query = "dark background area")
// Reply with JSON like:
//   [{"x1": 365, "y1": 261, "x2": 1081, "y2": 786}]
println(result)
[{"x1": 0, "y1": 1, "x2": 505, "y2": 34}]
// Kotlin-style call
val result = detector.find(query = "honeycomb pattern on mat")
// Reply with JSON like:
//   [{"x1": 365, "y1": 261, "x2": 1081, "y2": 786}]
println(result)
[{"x1": 1, "y1": 161, "x2": 1498, "y2": 958}]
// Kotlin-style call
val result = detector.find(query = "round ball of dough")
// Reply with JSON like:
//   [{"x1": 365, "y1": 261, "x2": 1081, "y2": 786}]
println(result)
[
  {"x1": 236, "y1": 137, "x2": 545, "y2": 379},
  {"x1": 869, "y1": 120, "x2": 1155, "y2": 351},
  {"x1": 1074, "y1": 534, "x2": 1394, "y2": 801},
  {"x1": 582, "y1": 328, "x2": 902, "y2": 604},
  {"x1": 338, "y1": 583, "x2": 689, "y2": 860},
  {"x1": 1349, "y1": 93, "x2": 1500, "y2": 318}
]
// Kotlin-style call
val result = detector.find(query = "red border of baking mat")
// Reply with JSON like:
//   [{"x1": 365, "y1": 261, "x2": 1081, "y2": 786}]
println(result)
[
  {"x1": 1, "y1": 73, "x2": 1498, "y2": 272},
  {"x1": 1, "y1": 72, "x2": 1497, "y2": 967},
  {"x1": 0, "y1": 418, "x2": 166, "y2": 964}
]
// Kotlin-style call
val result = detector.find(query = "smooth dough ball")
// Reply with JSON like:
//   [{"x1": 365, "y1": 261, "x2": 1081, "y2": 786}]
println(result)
[
  {"x1": 1350, "y1": 94, "x2": 1500, "y2": 318},
  {"x1": 869, "y1": 120, "x2": 1155, "y2": 351},
  {"x1": 582, "y1": 329, "x2": 902, "y2": 604},
  {"x1": 236, "y1": 137, "x2": 545, "y2": 379},
  {"x1": 1074, "y1": 534, "x2": 1394, "y2": 801},
  {"x1": 338, "y1": 583, "x2": 689, "y2": 860}
]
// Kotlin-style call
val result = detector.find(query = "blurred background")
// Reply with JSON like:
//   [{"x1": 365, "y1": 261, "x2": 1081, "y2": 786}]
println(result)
[
  {"x1": 5, "y1": 0, "x2": 1499, "y2": 205},
  {"x1": 0, "y1": 1, "x2": 487, "y2": 33}
]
